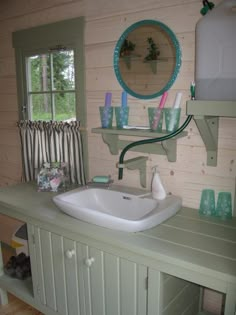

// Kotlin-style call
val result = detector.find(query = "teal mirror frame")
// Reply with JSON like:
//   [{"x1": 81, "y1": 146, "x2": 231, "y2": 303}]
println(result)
[{"x1": 114, "y1": 20, "x2": 182, "y2": 99}]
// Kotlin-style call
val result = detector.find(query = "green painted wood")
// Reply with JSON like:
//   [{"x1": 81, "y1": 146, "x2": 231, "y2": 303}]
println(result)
[
  {"x1": 162, "y1": 282, "x2": 200, "y2": 315},
  {"x1": 63, "y1": 237, "x2": 80, "y2": 315},
  {"x1": 182, "y1": 296, "x2": 201, "y2": 315},
  {"x1": 117, "y1": 138, "x2": 178, "y2": 162},
  {"x1": 87, "y1": 247, "x2": 105, "y2": 315},
  {"x1": 147, "y1": 268, "x2": 162, "y2": 315},
  {"x1": 0, "y1": 275, "x2": 36, "y2": 307},
  {"x1": 163, "y1": 215, "x2": 236, "y2": 242},
  {"x1": 51, "y1": 234, "x2": 68, "y2": 315},
  {"x1": 0, "y1": 183, "x2": 236, "y2": 313},
  {"x1": 39, "y1": 230, "x2": 57, "y2": 311},
  {"x1": 35, "y1": 228, "x2": 87, "y2": 315},
  {"x1": 120, "y1": 258, "x2": 138, "y2": 315},
  {"x1": 103, "y1": 253, "x2": 120, "y2": 315},
  {"x1": 186, "y1": 100, "x2": 236, "y2": 167},
  {"x1": 143, "y1": 224, "x2": 236, "y2": 260},
  {"x1": 186, "y1": 101, "x2": 236, "y2": 117},
  {"x1": 162, "y1": 275, "x2": 189, "y2": 309},
  {"x1": 83, "y1": 249, "x2": 148, "y2": 315},
  {"x1": 0, "y1": 182, "x2": 235, "y2": 291},
  {"x1": 102, "y1": 133, "x2": 119, "y2": 154},
  {"x1": 92, "y1": 127, "x2": 187, "y2": 138},
  {"x1": 76, "y1": 242, "x2": 86, "y2": 315},
  {"x1": 137, "y1": 264, "x2": 148, "y2": 315},
  {"x1": 121, "y1": 156, "x2": 148, "y2": 188},
  {"x1": 198, "y1": 312, "x2": 216, "y2": 315},
  {"x1": 92, "y1": 127, "x2": 187, "y2": 163},
  {"x1": 118, "y1": 140, "x2": 171, "y2": 157},
  {"x1": 34, "y1": 227, "x2": 46, "y2": 306},
  {"x1": 224, "y1": 283, "x2": 236, "y2": 315},
  {"x1": 0, "y1": 284, "x2": 8, "y2": 305},
  {"x1": 0, "y1": 241, "x2": 8, "y2": 305},
  {"x1": 82, "y1": 245, "x2": 92, "y2": 315},
  {"x1": 178, "y1": 207, "x2": 236, "y2": 226},
  {"x1": 193, "y1": 116, "x2": 218, "y2": 166},
  {"x1": 162, "y1": 139, "x2": 177, "y2": 162},
  {"x1": 27, "y1": 224, "x2": 41, "y2": 306}
]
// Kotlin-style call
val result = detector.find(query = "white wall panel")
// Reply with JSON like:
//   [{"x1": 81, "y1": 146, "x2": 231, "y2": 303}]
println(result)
[{"x1": 0, "y1": 0, "x2": 233, "y2": 209}]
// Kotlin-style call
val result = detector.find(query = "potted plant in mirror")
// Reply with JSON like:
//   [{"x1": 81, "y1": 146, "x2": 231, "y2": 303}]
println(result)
[
  {"x1": 120, "y1": 39, "x2": 136, "y2": 69},
  {"x1": 144, "y1": 37, "x2": 160, "y2": 74}
]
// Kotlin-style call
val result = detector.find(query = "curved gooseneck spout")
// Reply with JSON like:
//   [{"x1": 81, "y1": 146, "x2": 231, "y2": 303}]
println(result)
[{"x1": 118, "y1": 115, "x2": 193, "y2": 180}]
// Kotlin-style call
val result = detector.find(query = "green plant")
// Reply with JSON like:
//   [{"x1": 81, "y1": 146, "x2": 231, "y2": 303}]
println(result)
[
  {"x1": 144, "y1": 37, "x2": 160, "y2": 61},
  {"x1": 120, "y1": 39, "x2": 136, "y2": 57}
]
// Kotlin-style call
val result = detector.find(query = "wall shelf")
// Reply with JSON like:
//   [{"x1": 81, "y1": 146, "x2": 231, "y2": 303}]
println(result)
[
  {"x1": 118, "y1": 156, "x2": 148, "y2": 187},
  {"x1": 186, "y1": 100, "x2": 236, "y2": 166},
  {"x1": 92, "y1": 127, "x2": 187, "y2": 162}
]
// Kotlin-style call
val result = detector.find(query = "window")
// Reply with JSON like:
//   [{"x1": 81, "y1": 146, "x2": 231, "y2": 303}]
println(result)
[
  {"x1": 12, "y1": 18, "x2": 86, "y2": 124},
  {"x1": 13, "y1": 18, "x2": 88, "y2": 179},
  {"x1": 27, "y1": 49, "x2": 76, "y2": 121}
]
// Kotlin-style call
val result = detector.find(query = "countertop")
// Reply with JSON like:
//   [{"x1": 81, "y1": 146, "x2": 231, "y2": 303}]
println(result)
[{"x1": 0, "y1": 182, "x2": 235, "y2": 294}]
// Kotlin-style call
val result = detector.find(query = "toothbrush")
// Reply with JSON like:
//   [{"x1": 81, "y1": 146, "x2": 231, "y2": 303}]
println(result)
[
  {"x1": 173, "y1": 92, "x2": 182, "y2": 109},
  {"x1": 167, "y1": 91, "x2": 182, "y2": 131},
  {"x1": 190, "y1": 82, "x2": 195, "y2": 100},
  {"x1": 152, "y1": 91, "x2": 168, "y2": 130},
  {"x1": 105, "y1": 92, "x2": 112, "y2": 107},
  {"x1": 121, "y1": 91, "x2": 127, "y2": 107}
]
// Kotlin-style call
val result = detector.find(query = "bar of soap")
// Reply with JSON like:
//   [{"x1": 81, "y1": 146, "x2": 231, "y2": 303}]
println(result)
[{"x1": 92, "y1": 176, "x2": 111, "y2": 183}]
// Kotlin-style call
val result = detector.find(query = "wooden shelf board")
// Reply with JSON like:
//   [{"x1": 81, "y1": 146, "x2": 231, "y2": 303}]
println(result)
[
  {"x1": 92, "y1": 127, "x2": 187, "y2": 139},
  {"x1": 187, "y1": 101, "x2": 236, "y2": 117}
]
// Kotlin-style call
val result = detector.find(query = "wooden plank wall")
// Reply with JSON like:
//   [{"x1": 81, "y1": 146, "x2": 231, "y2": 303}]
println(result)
[{"x1": 0, "y1": 0, "x2": 235, "y2": 212}]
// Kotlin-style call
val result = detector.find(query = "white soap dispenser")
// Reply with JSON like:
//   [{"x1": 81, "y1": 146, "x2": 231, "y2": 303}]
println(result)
[{"x1": 151, "y1": 166, "x2": 167, "y2": 200}]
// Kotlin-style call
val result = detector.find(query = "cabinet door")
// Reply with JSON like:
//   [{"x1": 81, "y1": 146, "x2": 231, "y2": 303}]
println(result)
[
  {"x1": 83, "y1": 246, "x2": 148, "y2": 315},
  {"x1": 32, "y1": 226, "x2": 86, "y2": 315},
  {"x1": 31, "y1": 225, "x2": 148, "y2": 315}
]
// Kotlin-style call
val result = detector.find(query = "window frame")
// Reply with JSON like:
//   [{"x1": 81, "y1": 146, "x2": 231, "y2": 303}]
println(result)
[
  {"x1": 12, "y1": 17, "x2": 86, "y2": 125},
  {"x1": 26, "y1": 49, "x2": 76, "y2": 121},
  {"x1": 12, "y1": 17, "x2": 88, "y2": 179}
]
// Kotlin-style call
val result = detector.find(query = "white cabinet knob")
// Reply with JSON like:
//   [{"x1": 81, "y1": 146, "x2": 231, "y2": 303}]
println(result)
[
  {"x1": 65, "y1": 249, "x2": 75, "y2": 259},
  {"x1": 85, "y1": 257, "x2": 95, "y2": 267}
]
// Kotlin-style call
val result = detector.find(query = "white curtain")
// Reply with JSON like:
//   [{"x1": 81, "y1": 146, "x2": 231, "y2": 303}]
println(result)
[{"x1": 18, "y1": 121, "x2": 86, "y2": 185}]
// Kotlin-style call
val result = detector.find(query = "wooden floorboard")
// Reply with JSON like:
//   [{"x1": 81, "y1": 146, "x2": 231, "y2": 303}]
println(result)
[{"x1": 0, "y1": 293, "x2": 44, "y2": 315}]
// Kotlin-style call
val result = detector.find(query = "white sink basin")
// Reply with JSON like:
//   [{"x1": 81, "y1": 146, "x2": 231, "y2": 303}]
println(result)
[{"x1": 53, "y1": 187, "x2": 182, "y2": 232}]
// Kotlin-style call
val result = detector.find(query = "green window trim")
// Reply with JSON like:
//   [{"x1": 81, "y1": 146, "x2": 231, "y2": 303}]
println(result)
[
  {"x1": 12, "y1": 17, "x2": 86, "y2": 125},
  {"x1": 12, "y1": 17, "x2": 89, "y2": 180}
]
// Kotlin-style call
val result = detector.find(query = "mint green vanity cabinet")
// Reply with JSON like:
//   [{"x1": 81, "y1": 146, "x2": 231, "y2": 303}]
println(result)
[
  {"x1": 0, "y1": 183, "x2": 235, "y2": 315},
  {"x1": 29, "y1": 224, "x2": 148, "y2": 315},
  {"x1": 28, "y1": 224, "x2": 200, "y2": 315}
]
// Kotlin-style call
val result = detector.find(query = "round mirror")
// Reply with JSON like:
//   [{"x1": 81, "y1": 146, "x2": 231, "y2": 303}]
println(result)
[{"x1": 114, "y1": 20, "x2": 181, "y2": 99}]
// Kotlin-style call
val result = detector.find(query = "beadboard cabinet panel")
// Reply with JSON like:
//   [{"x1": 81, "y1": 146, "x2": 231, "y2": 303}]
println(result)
[
  {"x1": 29, "y1": 223, "x2": 201, "y2": 315},
  {"x1": 31, "y1": 225, "x2": 149, "y2": 315},
  {"x1": 34, "y1": 227, "x2": 82, "y2": 315},
  {"x1": 3, "y1": 184, "x2": 235, "y2": 315},
  {"x1": 51, "y1": 234, "x2": 68, "y2": 315}
]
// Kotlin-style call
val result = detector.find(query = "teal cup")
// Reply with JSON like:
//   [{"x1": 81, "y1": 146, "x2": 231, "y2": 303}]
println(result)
[
  {"x1": 199, "y1": 189, "x2": 216, "y2": 216},
  {"x1": 115, "y1": 107, "x2": 129, "y2": 129},
  {"x1": 148, "y1": 108, "x2": 163, "y2": 132},
  {"x1": 164, "y1": 108, "x2": 181, "y2": 132},
  {"x1": 216, "y1": 192, "x2": 232, "y2": 219},
  {"x1": 99, "y1": 106, "x2": 113, "y2": 128}
]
